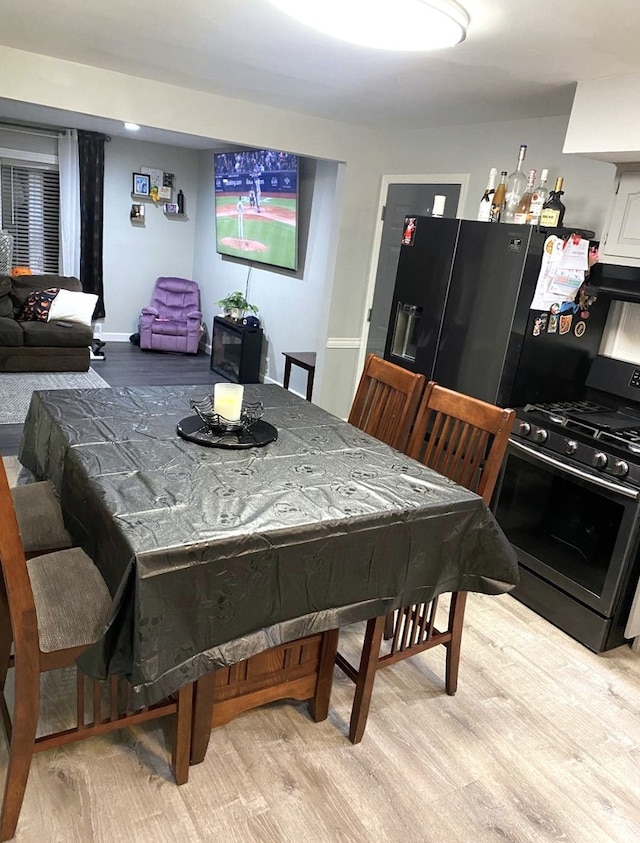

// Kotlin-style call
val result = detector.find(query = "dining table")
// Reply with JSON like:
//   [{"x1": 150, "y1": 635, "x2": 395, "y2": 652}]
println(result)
[{"x1": 18, "y1": 382, "x2": 518, "y2": 761}]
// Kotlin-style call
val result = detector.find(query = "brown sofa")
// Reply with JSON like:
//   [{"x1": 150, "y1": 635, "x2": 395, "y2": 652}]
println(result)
[{"x1": 0, "y1": 275, "x2": 93, "y2": 372}]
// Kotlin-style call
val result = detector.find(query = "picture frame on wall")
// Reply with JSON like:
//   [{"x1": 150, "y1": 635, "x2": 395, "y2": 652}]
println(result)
[{"x1": 132, "y1": 173, "x2": 150, "y2": 197}]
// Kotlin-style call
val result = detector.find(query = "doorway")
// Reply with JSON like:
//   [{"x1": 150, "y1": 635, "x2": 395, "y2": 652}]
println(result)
[{"x1": 359, "y1": 174, "x2": 469, "y2": 370}]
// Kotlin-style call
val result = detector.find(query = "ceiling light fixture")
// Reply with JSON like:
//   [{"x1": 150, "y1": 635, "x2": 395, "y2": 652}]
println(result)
[
  {"x1": 124, "y1": 122, "x2": 140, "y2": 131},
  {"x1": 267, "y1": 0, "x2": 469, "y2": 51}
]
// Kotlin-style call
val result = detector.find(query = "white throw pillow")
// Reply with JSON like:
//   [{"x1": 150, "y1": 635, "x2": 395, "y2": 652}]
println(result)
[{"x1": 48, "y1": 289, "x2": 98, "y2": 327}]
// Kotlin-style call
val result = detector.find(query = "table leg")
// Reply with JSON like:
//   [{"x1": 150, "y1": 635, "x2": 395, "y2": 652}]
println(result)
[
  {"x1": 308, "y1": 628, "x2": 339, "y2": 722},
  {"x1": 189, "y1": 674, "x2": 216, "y2": 765},
  {"x1": 305, "y1": 366, "x2": 315, "y2": 402},
  {"x1": 283, "y1": 356, "x2": 292, "y2": 390},
  {"x1": 349, "y1": 614, "x2": 385, "y2": 745},
  {"x1": 173, "y1": 683, "x2": 194, "y2": 784}
]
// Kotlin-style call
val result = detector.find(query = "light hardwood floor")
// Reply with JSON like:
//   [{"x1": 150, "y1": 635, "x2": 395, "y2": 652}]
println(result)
[{"x1": 3, "y1": 450, "x2": 640, "y2": 842}]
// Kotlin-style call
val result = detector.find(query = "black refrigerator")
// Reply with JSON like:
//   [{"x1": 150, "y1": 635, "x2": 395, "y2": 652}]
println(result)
[{"x1": 383, "y1": 217, "x2": 610, "y2": 409}]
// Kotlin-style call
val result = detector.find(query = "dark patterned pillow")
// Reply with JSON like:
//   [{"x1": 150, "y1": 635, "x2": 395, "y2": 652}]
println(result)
[{"x1": 17, "y1": 288, "x2": 60, "y2": 322}]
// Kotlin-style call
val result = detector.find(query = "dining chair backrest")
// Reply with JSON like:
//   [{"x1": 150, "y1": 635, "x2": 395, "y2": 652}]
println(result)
[
  {"x1": 0, "y1": 458, "x2": 37, "y2": 657},
  {"x1": 336, "y1": 383, "x2": 515, "y2": 744},
  {"x1": 348, "y1": 354, "x2": 425, "y2": 452},
  {"x1": 406, "y1": 381, "x2": 516, "y2": 504}
]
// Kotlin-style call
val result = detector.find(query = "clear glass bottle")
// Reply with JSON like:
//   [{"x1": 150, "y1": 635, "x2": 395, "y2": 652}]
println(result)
[
  {"x1": 502, "y1": 144, "x2": 528, "y2": 223},
  {"x1": 540, "y1": 177, "x2": 565, "y2": 227},
  {"x1": 513, "y1": 169, "x2": 537, "y2": 224},
  {"x1": 528, "y1": 169, "x2": 549, "y2": 226},
  {"x1": 490, "y1": 171, "x2": 508, "y2": 223},
  {"x1": 477, "y1": 168, "x2": 498, "y2": 222}
]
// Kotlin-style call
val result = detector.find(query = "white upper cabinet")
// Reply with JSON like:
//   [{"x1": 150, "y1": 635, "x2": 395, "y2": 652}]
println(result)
[
  {"x1": 601, "y1": 171, "x2": 640, "y2": 264},
  {"x1": 564, "y1": 75, "x2": 640, "y2": 163}
]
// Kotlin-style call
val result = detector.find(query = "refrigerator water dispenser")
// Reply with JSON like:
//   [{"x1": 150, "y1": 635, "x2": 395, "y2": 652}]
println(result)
[{"x1": 391, "y1": 303, "x2": 423, "y2": 362}]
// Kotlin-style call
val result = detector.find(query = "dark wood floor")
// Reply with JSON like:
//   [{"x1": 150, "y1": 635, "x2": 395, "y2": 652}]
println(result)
[{"x1": 0, "y1": 342, "x2": 222, "y2": 456}]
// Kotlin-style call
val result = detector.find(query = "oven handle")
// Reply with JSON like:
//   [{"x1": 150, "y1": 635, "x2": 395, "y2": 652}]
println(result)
[{"x1": 508, "y1": 439, "x2": 640, "y2": 500}]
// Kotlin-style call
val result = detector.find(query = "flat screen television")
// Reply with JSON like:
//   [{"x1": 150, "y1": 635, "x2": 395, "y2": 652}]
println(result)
[{"x1": 214, "y1": 149, "x2": 299, "y2": 271}]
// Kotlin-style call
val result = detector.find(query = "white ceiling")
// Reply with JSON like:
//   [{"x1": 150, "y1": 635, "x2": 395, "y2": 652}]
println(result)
[{"x1": 2, "y1": 0, "x2": 640, "y2": 140}]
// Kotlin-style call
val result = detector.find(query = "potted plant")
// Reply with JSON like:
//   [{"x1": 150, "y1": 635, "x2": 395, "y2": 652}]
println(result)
[{"x1": 216, "y1": 291, "x2": 259, "y2": 321}]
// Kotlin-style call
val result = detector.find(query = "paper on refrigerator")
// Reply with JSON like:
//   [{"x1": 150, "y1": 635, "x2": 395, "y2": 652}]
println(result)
[{"x1": 530, "y1": 235, "x2": 586, "y2": 311}]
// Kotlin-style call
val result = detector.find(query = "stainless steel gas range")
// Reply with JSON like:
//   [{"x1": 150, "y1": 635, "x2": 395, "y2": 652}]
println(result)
[{"x1": 493, "y1": 355, "x2": 640, "y2": 651}]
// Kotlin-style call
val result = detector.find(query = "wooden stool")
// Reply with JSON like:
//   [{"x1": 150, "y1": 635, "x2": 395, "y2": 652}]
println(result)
[{"x1": 282, "y1": 351, "x2": 316, "y2": 402}]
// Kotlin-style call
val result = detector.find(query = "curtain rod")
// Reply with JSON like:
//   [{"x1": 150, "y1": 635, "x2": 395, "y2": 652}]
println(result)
[
  {"x1": 0, "y1": 122, "x2": 65, "y2": 138},
  {"x1": 0, "y1": 122, "x2": 112, "y2": 141}
]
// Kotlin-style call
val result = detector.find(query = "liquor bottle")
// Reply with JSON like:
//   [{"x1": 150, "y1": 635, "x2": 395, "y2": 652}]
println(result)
[
  {"x1": 477, "y1": 168, "x2": 498, "y2": 222},
  {"x1": 502, "y1": 144, "x2": 528, "y2": 223},
  {"x1": 513, "y1": 169, "x2": 537, "y2": 224},
  {"x1": 540, "y1": 177, "x2": 565, "y2": 227},
  {"x1": 490, "y1": 171, "x2": 508, "y2": 223},
  {"x1": 177, "y1": 189, "x2": 185, "y2": 214},
  {"x1": 528, "y1": 169, "x2": 549, "y2": 226}
]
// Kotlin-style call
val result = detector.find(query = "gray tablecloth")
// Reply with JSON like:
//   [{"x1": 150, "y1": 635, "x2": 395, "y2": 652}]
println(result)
[{"x1": 19, "y1": 383, "x2": 518, "y2": 704}]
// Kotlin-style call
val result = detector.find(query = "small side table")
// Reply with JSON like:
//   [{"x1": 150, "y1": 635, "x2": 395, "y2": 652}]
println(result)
[{"x1": 282, "y1": 351, "x2": 317, "y2": 402}]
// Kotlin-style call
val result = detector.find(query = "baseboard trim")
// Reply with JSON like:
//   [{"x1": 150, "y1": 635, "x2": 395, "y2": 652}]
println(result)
[
  {"x1": 101, "y1": 333, "x2": 131, "y2": 342},
  {"x1": 326, "y1": 338, "x2": 360, "y2": 349}
]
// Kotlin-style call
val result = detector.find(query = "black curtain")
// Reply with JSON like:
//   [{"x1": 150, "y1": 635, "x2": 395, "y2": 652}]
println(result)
[{"x1": 78, "y1": 130, "x2": 105, "y2": 319}]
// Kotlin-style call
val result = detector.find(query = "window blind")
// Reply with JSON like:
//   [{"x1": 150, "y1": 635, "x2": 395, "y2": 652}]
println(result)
[{"x1": 0, "y1": 161, "x2": 60, "y2": 274}]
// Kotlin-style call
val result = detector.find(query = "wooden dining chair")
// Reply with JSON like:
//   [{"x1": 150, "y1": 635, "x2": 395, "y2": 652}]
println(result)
[
  {"x1": 337, "y1": 381, "x2": 515, "y2": 743},
  {"x1": 0, "y1": 456, "x2": 193, "y2": 842},
  {"x1": 11, "y1": 480, "x2": 73, "y2": 558},
  {"x1": 348, "y1": 353, "x2": 425, "y2": 452}
]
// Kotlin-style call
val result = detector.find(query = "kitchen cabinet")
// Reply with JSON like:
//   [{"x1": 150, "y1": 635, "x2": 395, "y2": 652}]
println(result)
[{"x1": 601, "y1": 170, "x2": 640, "y2": 264}]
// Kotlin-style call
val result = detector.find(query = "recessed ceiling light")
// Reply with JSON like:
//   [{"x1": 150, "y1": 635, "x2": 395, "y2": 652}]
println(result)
[
  {"x1": 267, "y1": 0, "x2": 469, "y2": 51},
  {"x1": 124, "y1": 122, "x2": 141, "y2": 131}
]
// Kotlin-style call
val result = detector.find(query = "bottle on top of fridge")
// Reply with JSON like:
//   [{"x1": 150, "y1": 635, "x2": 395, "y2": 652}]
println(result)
[
  {"x1": 540, "y1": 177, "x2": 565, "y2": 227},
  {"x1": 502, "y1": 144, "x2": 528, "y2": 223},
  {"x1": 528, "y1": 169, "x2": 549, "y2": 226},
  {"x1": 490, "y1": 171, "x2": 508, "y2": 223},
  {"x1": 477, "y1": 168, "x2": 498, "y2": 222},
  {"x1": 513, "y1": 169, "x2": 537, "y2": 224}
]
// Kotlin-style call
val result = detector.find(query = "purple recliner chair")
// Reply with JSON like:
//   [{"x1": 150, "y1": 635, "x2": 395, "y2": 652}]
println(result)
[{"x1": 139, "y1": 277, "x2": 202, "y2": 354}]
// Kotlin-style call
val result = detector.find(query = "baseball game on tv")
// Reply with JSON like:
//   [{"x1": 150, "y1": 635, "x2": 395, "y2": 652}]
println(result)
[{"x1": 214, "y1": 148, "x2": 299, "y2": 271}]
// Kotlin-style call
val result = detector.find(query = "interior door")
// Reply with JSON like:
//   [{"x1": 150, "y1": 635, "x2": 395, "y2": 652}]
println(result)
[{"x1": 365, "y1": 182, "x2": 461, "y2": 358}]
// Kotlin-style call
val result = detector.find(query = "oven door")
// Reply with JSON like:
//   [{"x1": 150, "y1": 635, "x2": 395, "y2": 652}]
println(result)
[{"x1": 494, "y1": 438, "x2": 640, "y2": 616}]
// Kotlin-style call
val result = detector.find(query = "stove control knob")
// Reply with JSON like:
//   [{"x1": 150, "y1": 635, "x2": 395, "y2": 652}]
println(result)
[
  {"x1": 565, "y1": 440, "x2": 578, "y2": 455},
  {"x1": 593, "y1": 452, "x2": 608, "y2": 469},
  {"x1": 532, "y1": 428, "x2": 548, "y2": 443},
  {"x1": 518, "y1": 422, "x2": 531, "y2": 436},
  {"x1": 612, "y1": 459, "x2": 629, "y2": 477}
]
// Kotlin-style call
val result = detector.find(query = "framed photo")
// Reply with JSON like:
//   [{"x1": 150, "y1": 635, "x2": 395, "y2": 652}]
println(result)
[
  {"x1": 164, "y1": 203, "x2": 179, "y2": 214},
  {"x1": 132, "y1": 173, "x2": 150, "y2": 197}
]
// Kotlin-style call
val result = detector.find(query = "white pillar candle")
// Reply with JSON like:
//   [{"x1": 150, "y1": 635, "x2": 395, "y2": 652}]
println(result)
[
  {"x1": 432, "y1": 195, "x2": 446, "y2": 217},
  {"x1": 213, "y1": 383, "x2": 244, "y2": 422}
]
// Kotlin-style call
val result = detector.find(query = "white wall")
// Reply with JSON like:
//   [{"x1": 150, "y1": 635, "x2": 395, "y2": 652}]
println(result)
[
  {"x1": 102, "y1": 136, "x2": 199, "y2": 335},
  {"x1": 193, "y1": 152, "x2": 343, "y2": 396},
  {"x1": 385, "y1": 115, "x2": 617, "y2": 237}
]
